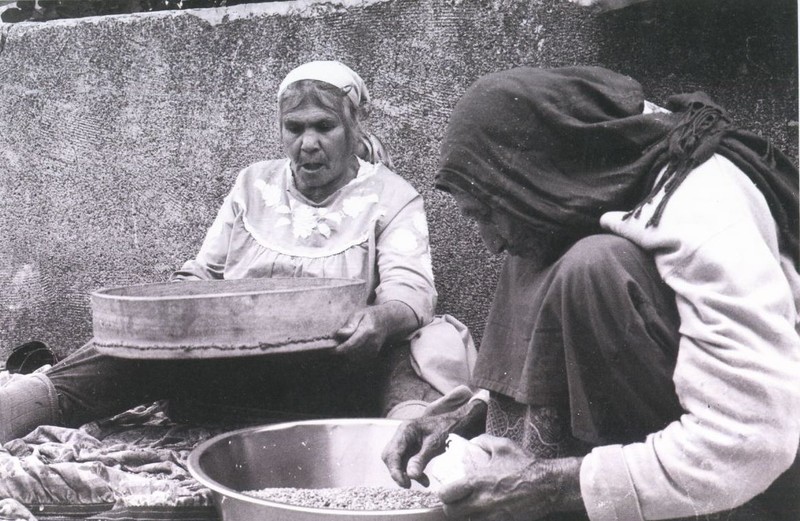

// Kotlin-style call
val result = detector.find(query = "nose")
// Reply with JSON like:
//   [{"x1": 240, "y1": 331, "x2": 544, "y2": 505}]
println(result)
[
  {"x1": 299, "y1": 130, "x2": 320, "y2": 153},
  {"x1": 477, "y1": 223, "x2": 506, "y2": 254}
]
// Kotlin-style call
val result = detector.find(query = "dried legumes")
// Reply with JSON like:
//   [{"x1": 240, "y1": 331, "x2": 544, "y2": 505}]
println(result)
[{"x1": 243, "y1": 486, "x2": 441, "y2": 510}]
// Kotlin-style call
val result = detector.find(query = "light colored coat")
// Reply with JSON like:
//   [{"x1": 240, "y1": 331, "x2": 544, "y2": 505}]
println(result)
[{"x1": 581, "y1": 154, "x2": 800, "y2": 520}]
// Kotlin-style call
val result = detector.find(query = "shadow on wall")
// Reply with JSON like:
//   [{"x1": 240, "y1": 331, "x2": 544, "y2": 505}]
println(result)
[
  {"x1": 0, "y1": 0, "x2": 267, "y2": 23},
  {"x1": 593, "y1": 0, "x2": 798, "y2": 158},
  {"x1": 595, "y1": 0, "x2": 797, "y2": 80}
]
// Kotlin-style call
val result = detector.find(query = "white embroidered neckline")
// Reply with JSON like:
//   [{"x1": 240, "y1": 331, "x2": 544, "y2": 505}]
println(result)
[{"x1": 239, "y1": 159, "x2": 386, "y2": 258}]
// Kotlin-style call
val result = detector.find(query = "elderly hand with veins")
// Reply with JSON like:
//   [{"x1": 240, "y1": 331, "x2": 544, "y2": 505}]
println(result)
[{"x1": 438, "y1": 434, "x2": 585, "y2": 521}]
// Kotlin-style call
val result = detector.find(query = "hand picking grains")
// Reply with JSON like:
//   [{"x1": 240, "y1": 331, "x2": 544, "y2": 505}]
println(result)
[{"x1": 243, "y1": 486, "x2": 441, "y2": 510}]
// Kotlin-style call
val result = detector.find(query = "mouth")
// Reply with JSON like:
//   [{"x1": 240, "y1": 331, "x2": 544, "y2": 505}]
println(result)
[{"x1": 299, "y1": 162, "x2": 325, "y2": 173}]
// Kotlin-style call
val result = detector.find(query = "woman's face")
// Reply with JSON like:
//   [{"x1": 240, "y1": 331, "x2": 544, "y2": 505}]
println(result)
[
  {"x1": 451, "y1": 189, "x2": 554, "y2": 261},
  {"x1": 281, "y1": 99, "x2": 356, "y2": 202}
]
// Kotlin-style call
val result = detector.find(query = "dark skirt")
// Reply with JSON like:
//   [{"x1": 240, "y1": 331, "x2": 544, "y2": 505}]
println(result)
[
  {"x1": 475, "y1": 234, "x2": 683, "y2": 445},
  {"x1": 45, "y1": 339, "x2": 440, "y2": 426}
]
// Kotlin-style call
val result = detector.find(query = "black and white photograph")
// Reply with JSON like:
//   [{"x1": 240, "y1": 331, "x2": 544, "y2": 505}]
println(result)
[{"x1": 0, "y1": 0, "x2": 797, "y2": 519}]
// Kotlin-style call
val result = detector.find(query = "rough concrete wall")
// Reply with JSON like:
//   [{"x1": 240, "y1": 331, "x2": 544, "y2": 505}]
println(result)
[{"x1": 0, "y1": 0, "x2": 796, "y2": 359}]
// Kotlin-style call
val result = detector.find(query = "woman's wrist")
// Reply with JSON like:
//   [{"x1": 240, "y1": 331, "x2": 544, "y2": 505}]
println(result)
[
  {"x1": 451, "y1": 398, "x2": 488, "y2": 439},
  {"x1": 374, "y1": 300, "x2": 420, "y2": 338},
  {"x1": 535, "y1": 456, "x2": 585, "y2": 514}
]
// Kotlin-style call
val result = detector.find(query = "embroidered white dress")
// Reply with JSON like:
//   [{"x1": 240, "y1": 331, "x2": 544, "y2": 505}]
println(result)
[{"x1": 173, "y1": 158, "x2": 436, "y2": 328}]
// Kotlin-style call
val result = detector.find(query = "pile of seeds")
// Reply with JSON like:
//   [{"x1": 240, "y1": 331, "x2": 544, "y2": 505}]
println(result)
[{"x1": 243, "y1": 486, "x2": 441, "y2": 510}]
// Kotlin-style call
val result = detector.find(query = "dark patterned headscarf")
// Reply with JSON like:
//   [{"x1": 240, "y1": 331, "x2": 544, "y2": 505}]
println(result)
[{"x1": 435, "y1": 66, "x2": 799, "y2": 265}]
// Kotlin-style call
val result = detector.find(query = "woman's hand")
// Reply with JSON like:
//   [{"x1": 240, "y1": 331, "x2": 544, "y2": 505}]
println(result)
[
  {"x1": 334, "y1": 301, "x2": 417, "y2": 359},
  {"x1": 382, "y1": 399, "x2": 488, "y2": 488},
  {"x1": 439, "y1": 435, "x2": 584, "y2": 520},
  {"x1": 334, "y1": 306, "x2": 391, "y2": 359}
]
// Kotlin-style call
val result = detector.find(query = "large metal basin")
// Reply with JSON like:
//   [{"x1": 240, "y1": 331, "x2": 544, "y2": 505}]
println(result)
[
  {"x1": 91, "y1": 278, "x2": 366, "y2": 359},
  {"x1": 187, "y1": 419, "x2": 446, "y2": 521}
]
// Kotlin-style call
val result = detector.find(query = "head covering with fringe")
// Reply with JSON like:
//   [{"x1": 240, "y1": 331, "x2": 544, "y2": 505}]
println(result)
[{"x1": 435, "y1": 66, "x2": 799, "y2": 265}]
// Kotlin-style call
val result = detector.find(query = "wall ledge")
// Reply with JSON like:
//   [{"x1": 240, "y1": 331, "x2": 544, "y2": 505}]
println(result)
[{"x1": 0, "y1": 0, "x2": 393, "y2": 33}]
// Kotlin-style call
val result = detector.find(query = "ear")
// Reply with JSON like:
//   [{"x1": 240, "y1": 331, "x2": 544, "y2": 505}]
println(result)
[{"x1": 355, "y1": 135, "x2": 370, "y2": 162}]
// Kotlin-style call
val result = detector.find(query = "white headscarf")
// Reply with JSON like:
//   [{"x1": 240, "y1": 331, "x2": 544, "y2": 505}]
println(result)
[{"x1": 277, "y1": 60, "x2": 369, "y2": 108}]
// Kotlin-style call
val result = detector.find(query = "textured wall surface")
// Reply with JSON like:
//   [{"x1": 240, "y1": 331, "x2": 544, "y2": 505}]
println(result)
[{"x1": 0, "y1": 0, "x2": 797, "y2": 359}]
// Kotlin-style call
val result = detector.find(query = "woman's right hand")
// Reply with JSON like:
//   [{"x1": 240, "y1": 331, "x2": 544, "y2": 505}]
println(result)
[{"x1": 381, "y1": 399, "x2": 488, "y2": 488}]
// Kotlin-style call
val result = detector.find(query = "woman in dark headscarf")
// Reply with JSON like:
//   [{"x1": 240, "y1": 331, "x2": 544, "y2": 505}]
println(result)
[{"x1": 383, "y1": 66, "x2": 800, "y2": 521}]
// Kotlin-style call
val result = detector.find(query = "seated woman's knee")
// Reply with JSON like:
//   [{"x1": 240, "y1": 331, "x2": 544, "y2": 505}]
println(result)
[{"x1": 555, "y1": 234, "x2": 640, "y2": 284}]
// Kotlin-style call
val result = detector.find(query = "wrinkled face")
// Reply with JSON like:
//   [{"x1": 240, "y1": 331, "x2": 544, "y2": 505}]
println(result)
[
  {"x1": 451, "y1": 189, "x2": 560, "y2": 262},
  {"x1": 281, "y1": 99, "x2": 356, "y2": 202},
  {"x1": 451, "y1": 190, "x2": 508, "y2": 254}
]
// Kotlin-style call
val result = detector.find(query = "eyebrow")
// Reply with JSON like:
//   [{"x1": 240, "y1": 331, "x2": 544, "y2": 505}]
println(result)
[{"x1": 282, "y1": 115, "x2": 338, "y2": 126}]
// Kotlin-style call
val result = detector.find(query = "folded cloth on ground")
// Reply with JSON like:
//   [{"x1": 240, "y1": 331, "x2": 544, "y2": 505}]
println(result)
[
  {"x1": 0, "y1": 396, "x2": 227, "y2": 521},
  {"x1": 408, "y1": 314, "x2": 477, "y2": 395},
  {"x1": 0, "y1": 498, "x2": 37, "y2": 521}
]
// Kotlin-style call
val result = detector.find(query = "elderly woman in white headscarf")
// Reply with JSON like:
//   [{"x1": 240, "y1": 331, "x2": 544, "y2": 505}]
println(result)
[
  {"x1": 173, "y1": 61, "x2": 430, "y2": 364},
  {"x1": 0, "y1": 61, "x2": 475, "y2": 442}
]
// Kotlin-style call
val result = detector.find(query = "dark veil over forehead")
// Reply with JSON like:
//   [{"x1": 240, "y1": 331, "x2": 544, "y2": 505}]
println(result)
[
  {"x1": 435, "y1": 65, "x2": 799, "y2": 264},
  {"x1": 435, "y1": 66, "x2": 673, "y2": 238}
]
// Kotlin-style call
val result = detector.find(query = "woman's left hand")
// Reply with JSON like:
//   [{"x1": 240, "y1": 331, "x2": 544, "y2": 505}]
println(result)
[
  {"x1": 334, "y1": 306, "x2": 391, "y2": 359},
  {"x1": 334, "y1": 301, "x2": 419, "y2": 359},
  {"x1": 438, "y1": 434, "x2": 584, "y2": 521}
]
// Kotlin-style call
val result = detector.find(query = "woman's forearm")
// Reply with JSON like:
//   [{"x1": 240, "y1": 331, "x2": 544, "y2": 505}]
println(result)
[{"x1": 373, "y1": 300, "x2": 421, "y2": 338}]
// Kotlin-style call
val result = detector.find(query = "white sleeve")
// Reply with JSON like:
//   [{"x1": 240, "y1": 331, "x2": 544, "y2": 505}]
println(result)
[
  {"x1": 583, "y1": 155, "x2": 800, "y2": 520},
  {"x1": 374, "y1": 193, "x2": 437, "y2": 327},
  {"x1": 171, "y1": 172, "x2": 242, "y2": 281}
]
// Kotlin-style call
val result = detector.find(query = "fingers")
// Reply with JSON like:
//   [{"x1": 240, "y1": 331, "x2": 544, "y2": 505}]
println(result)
[
  {"x1": 334, "y1": 312, "x2": 363, "y2": 341},
  {"x1": 471, "y1": 433, "x2": 515, "y2": 456},
  {"x1": 439, "y1": 477, "x2": 474, "y2": 504},
  {"x1": 381, "y1": 420, "x2": 445, "y2": 488},
  {"x1": 381, "y1": 423, "x2": 417, "y2": 488},
  {"x1": 407, "y1": 430, "x2": 446, "y2": 480},
  {"x1": 406, "y1": 453, "x2": 430, "y2": 482},
  {"x1": 414, "y1": 471, "x2": 431, "y2": 488},
  {"x1": 334, "y1": 313, "x2": 367, "y2": 355},
  {"x1": 334, "y1": 330, "x2": 367, "y2": 356},
  {"x1": 440, "y1": 477, "x2": 502, "y2": 521},
  {"x1": 470, "y1": 433, "x2": 500, "y2": 452}
]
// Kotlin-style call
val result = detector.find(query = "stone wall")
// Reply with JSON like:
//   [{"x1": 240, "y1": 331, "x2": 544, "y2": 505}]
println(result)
[{"x1": 0, "y1": 0, "x2": 796, "y2": 359}]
